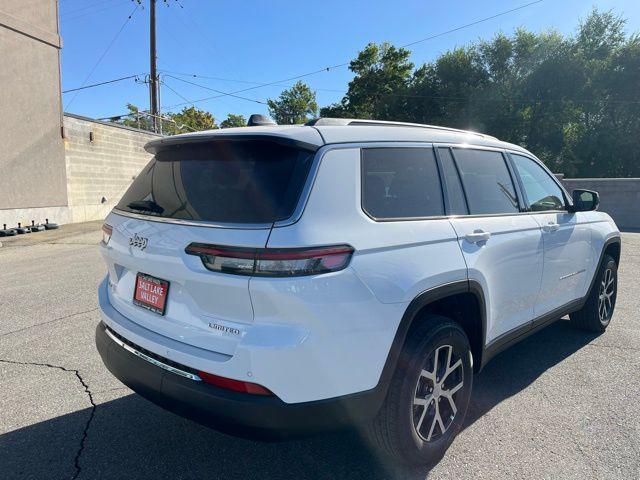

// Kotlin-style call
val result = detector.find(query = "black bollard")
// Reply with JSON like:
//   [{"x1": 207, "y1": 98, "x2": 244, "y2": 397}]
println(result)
[
  {"x1": 0, "y1": 224, "x2": 17, "y2": 237},
  {"x1": 15, "y1": 222, "x2": 30, "y2": 234},
  {"x1": 29, "y1": 220, "x2": 45, "y2": 232},
  {"x1": 43, "y1": 218, "x2": 59, "y2": 230}
]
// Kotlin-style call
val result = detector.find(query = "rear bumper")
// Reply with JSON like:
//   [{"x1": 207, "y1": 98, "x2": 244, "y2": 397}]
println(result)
[{"x1": 96, "y1": 321, "x2": 385, "y2": 439}]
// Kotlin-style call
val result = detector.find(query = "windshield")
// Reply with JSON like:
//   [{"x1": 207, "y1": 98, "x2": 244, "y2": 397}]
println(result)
[{"x1": 116, "y1": 139, "x2": 314, "y2": 224}]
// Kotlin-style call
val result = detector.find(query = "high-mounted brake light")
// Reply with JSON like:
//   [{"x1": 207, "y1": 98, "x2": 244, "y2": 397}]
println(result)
[
  {"x1": 101, "y1": 224, "x2": 113, "y2": 245},
  {"x1": 185, "y1": 243, "x2": 354, "y2": 277},
  {"x1": 197, "y1": 370, "x2": 273, "y2": 396}
]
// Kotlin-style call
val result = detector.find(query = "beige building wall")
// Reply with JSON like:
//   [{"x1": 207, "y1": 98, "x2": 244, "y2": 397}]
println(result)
[
  {"x1": 0, "y1": 2, "x2": 159, "y2": 228},
  {"x1": 0, "y1": 1, "x2": 67, "y2": 216}
]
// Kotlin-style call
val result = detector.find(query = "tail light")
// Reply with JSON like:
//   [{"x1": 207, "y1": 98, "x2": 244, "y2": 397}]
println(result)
[
  {"x1": 185, "y1": 243, "x2": 354, "y2": 277},
  {"x1": 101, "y1": 224, "x2": 113, "y2": 245},
  {"x1": 197, "y1": 371, "x2": 273, "y2": 396}
]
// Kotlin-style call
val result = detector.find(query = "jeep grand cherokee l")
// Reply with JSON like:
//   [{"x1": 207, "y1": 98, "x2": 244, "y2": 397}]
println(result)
[{"x1": 96, "y1": 118, "x2": 620, "y2": 465}]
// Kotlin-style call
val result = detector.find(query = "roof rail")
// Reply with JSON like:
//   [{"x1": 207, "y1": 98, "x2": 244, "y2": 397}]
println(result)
[{"x1": 305, "y1": 117, "x2": 496, "y2": 139}]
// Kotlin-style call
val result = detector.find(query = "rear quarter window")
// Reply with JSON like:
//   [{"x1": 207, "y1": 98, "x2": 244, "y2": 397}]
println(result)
[{"x1": 116, "y1": 139, "x2": 314, "y2": 224}]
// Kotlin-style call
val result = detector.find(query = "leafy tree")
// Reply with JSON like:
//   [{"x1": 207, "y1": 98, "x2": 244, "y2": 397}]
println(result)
[
  {"x1": 110, "y1": 103, "x2": 153, "y2": 131},
  {"x1": 220, "y1": 114, "x2": 247, "y2": 128},
  {"x1": 320, "y1": 9, "x2": 640, "y2": 177},
  {"x1": 111, "y1": 104, "x2": 217, "y2": 135},
  {"x1": 165, "y1": 106, "x2": 217, "y2": 134},
  {"x1": 321, "y1": 42, "x2": 413, "y2": 120},
  {"x1": 267, "y1": 81, "x2": 318, "y2": 124}
]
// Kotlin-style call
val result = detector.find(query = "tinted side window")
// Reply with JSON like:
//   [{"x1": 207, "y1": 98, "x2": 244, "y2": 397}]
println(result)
[
  {"x1": 362, "y1": 148, "x2": 444, "y2": 219},
  {"x1": 453, "y1": 149, "x2": 519, "y2": 215},
  {"x1": 511, "y1": 154, "x2": 565, "y2": 211},
  {"x1": 437, "y1": 147, "x2": 468, "y2": 215}
]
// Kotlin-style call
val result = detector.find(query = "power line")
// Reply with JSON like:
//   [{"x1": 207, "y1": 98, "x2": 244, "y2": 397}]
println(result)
[
  {"x1": 161, "y1": 78, "x2": 194, "y2": 105},
  {"x1": 401, "y1": 0, "x2": 544, "y2": 48},
  {"x1": 64, "y1": 4, "x2": 140, "y2": 110},
  {"x1": 170, "y1": 0, "x2": 237, "y2": 78},
  {"x1": 160, "y1": 69, "x2": 320, "y2": 93},
  {"x1": 62, "y1": 0, "x2": 132, "y2": 22},
  {"x1": 161, "y1": 71, "x2": 640, "y2": 105},
  {"x1": 61, "y1": 0, "x2": 124, "y2": 18},
  {"x1": 159, "y1": 0, "x2": 544, "y2": 110},
  {"x1": 62, "y1": 74, "x2": 144, "y2": 94},
  {"x1": 164, "y1": 74, "x2": 268, "y2": 105}
]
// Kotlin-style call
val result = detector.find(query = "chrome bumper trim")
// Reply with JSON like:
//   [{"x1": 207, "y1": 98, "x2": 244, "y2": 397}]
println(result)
[{"x1": 105, "y1": 328, "x2": 202, "y2": 381}]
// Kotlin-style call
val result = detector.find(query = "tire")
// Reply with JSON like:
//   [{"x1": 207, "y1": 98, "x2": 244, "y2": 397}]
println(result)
[
  {"x1": 570, "y1": 254, "x2": 618, "y2": 332},
  {"x1": 366, "y1": 315, "x2": 473, "y2": 466}
]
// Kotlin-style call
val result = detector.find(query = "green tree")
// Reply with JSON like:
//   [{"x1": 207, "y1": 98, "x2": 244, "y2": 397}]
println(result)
[
  {"x1": 220, "y1": 114, "x2": 247, "y2": 128},
  {"x1": 321, "y1": 42, "x2": 413, "y2": 120},
  {"x1": 110, "y1": 103, "x2": 153, "y2": 131},
  {"x1": 267, "y1": 81, "x2": 318, "y2": 124},
  {"x1": 321, "y1": 8, "x2": 640, "y2": 177},
  {"x1": 165, "y1": 106, "x2": 217, "y2": 134},
  {"x1": 111, "y1": 104, "x2": 217, "y2": 135}
]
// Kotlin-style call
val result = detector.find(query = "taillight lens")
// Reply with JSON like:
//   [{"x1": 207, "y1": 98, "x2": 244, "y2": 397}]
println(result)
[
  {"x1": 185, "y1": 243, "x2": 354, "y2": 277},
  {"x1": 197, "y1": 370, "x2": 273, "y2": 396},
  {"x1": 101, "y1": 224, "x2": 113, "y2": 245}
]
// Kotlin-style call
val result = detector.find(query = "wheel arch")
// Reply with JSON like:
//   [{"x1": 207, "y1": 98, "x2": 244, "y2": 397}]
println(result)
[
  {"x1": 604, "y1": 238, "x2": 621, "y2": 266},
  {"x1": 586, "y1": 236, "x2": 622, "y2": 300},
  {"x1": 379, "y1": 281, "x2": 487, "y2": 387}
]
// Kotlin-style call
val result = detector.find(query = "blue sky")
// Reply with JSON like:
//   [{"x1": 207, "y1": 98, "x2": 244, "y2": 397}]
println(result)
[{"x1": 60, "y1": 0, "x2": 640, "y2": 122}]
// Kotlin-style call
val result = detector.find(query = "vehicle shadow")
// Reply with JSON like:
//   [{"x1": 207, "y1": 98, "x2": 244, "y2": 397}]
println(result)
[{"x1": 0, "y1": 319, "x2": 599, "y2": 480}]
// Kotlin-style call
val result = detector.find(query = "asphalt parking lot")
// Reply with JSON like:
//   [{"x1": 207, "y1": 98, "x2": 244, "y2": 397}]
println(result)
[{"x1": 0, "y1": 222, "x2": 638, "y2": 480}]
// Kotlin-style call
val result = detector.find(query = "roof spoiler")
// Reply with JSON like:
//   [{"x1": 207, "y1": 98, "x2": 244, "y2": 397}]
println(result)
[{"x1": 144, "y1": 133, "x2": 320, "y2": 155}]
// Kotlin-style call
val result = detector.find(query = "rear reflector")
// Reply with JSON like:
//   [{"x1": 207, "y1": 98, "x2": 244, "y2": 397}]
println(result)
[
  {"x1": 185, "y1": 243, "x2": 354, "y2": 277},
  {"x1": 102, "y1": 224, "x2": 113, "y2": 245},
  {"x1": 197, "y1": 371, "x2": 273, "y2": 395}
]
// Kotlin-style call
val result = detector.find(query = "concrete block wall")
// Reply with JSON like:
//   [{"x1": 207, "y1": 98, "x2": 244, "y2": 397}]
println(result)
[
  {"x1": 63, "y1": 114, "x2": 159, "y2": 223},
  {"x1": 560, "y1": 177, "x2": 640, "y2": 231}
]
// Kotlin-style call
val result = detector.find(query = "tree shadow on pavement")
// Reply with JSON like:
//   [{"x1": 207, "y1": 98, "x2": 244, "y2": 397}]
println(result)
[{"x1": 0, "y1": 319, "x2": 599, "y2": 480}]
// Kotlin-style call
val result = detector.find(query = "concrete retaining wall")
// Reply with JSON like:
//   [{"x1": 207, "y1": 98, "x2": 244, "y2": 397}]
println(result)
[
  {"x1": 559, "y1": 177, "x2": 640, "y2": 231},
  {"x1": 63, "y1": 114, "x2": 159, "y2": 223}
]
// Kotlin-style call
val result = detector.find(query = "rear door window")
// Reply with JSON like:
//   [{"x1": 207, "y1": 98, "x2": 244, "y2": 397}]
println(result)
[
  {"x1": 452, "y1": 149, "x2": 519, "y2": 215},
  {"x1": 116, "y1": 140, "x2": 314, "y2": 224},
  {"x1": 361, "y1": 148, "x2": 444, "y2": 219}
]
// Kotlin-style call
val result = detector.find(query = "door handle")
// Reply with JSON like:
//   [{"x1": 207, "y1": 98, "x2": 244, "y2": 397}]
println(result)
[
  {"x1": 465, "y1": 229, "x2": 491, "y2": 244},
  {"x1": 542, "y1": 222, "x2": 560, "y2": 233}
]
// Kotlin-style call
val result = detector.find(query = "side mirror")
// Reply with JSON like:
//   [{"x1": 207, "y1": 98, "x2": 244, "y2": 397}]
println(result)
[{"x1": 569, "y1": 189, "x2": 599, "y2": 212}]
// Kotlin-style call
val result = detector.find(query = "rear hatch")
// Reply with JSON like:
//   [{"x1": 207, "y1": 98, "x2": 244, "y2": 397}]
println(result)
[{"x1": 102, "y1": 136, "x2": 318, "y2": 356}]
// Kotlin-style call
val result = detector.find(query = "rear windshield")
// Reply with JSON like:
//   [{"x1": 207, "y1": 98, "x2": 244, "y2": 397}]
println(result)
[{"x1": 116, "y1": 140, "x2": 314, "y2": 224}]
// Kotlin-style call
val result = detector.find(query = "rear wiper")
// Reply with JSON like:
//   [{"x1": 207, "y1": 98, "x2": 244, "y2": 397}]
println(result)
[{"x1": 126, "y1": 200, "x2": 164, "y2": 214}]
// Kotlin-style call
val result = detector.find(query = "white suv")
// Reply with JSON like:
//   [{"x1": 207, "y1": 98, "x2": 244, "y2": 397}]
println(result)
[{"x1": 96, "y1": 118, "x2": 621, "y2": 465}]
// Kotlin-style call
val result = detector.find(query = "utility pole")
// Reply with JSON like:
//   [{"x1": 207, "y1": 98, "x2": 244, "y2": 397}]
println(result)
[{"x1": 149, "y1": 0, "x2": 160, "y2": 133}]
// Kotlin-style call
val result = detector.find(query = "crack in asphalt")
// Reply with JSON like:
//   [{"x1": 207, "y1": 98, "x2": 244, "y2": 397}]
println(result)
[
  {"x1": 0, "y1": 359, "x2": 96, "y2": 480},
  {"x1": 0, "y1": 308, "x2": 99, "y2": 338}
]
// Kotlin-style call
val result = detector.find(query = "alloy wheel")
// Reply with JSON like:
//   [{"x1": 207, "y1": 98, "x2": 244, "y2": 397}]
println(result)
[
  {"x1": 598, "y1": 267, "x2": 615, "y2": 323},
  {"x1": 412, "y1": 344, "x2": 464, "y2": 442}
]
